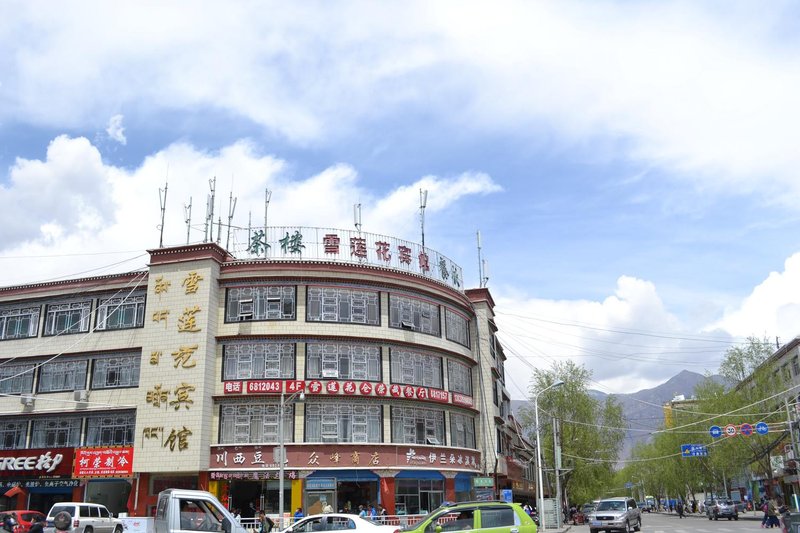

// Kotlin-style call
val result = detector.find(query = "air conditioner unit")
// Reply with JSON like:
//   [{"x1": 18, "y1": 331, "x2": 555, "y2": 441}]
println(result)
[
  {"x1": 74, "y1": 390, "x2": 89, "y2": 402},
  {"x1": 20, "y1": 394, "x2": 34, "y2": 407}
]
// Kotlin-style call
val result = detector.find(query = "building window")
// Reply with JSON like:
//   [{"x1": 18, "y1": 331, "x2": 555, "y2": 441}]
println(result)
[
  {"x1": 223, "y1": 343, "x2": 295, "y2": 380},
  {"x1": 307, "y1": 287, "x2": 380, "y2": 325},
  {"x1": 96, "y1": 294, "x2": 145, "y2": 330},
  {"x1": 0, "y1": 420, "x2": 27, "y2": 449},
  {"x1": 390, "y1": 349, "x2": 443, "y2": 388},
  {"x1": 389, "y1": 295, "x2": 440, "y2": 336},
  {"x1": 306, "y1": 401, "x2": 382, "y2": 443},
  {"x1": 490, "y1": 334, "x2": 498, "y2": 359},
  {"x1": 85, "y1": 412, "x2": 135, "y2": 445},
  {"x1": 396, "y1": 479, "x2": 444, "y2": 516},
  {"x1": 492, "y1": 380, "x2": 498, "y2": 406},
  {"x1": 445, "y1": 309, "x2": 470, "y2": 347},
  {"x1": 0, "y1": 364, "x2": 35, "y2": 395},
  {"x1": 91, "y1": 355, "x2": 141, "y2": 389},
  {"x1": 44, "y1": 301, "x2": 92, "y2": 336},
  {"x1": 219, "y1": 402, "x2": 293, "y2": 444},
  {"x1": 447, "y1": 360, "x2": 472, "y2": 396},
  {"x1": 391, "y1": 406, "x2": 445, "y2": 445},
  {"x1": 31, "y1": 416, "x2": 81, "y2": 447},
  {"x1": 0, "y1": 306, "x2": 40, "y2": 340},
  {"x1": 306, "y1": 343, "x2": 381, "y2": 381},
  {"x1": 38, "y1": 360, "x2": 88, "y2": 393},
  {"x1": 450, "y1": 412, "x2": 476, "y2": 449},
  {"x1": 225, "y1": 287, "x2": 295, "y2": 322},
  {"x1": 793, "y1": 356, "x2": 800, "y2": 377}
]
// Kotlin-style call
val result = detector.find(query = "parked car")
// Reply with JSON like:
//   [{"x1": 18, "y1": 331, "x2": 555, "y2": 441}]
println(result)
[
  {"x1": 283, "y1": 514, "x2": 400, "y2": 533},
  {"x1": 43, "y1": 503, "x2": 123, "y2": 533},
  {"x1": 400, "y1": 501, "x2": 536, "y2": 533},
  {"x1": 580, "y1": 503, "x2": 597, "y2": 515},
  {"x1": 588, "y1": 497, "x2": 641, "y2": 533},
  {"x1": 705, "y1": 499, "x2": 739, "y2": 521},
  {"x1": 0, "y1": 511, "x2": 46, "y2": 533}
]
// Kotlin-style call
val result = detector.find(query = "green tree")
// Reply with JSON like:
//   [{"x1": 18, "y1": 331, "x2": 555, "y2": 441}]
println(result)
[
  {"x1": 518, "y1": 361, "x2": 625, "y2": 506},
  {"x1": 718, "y1": 336, "x2": 773, "y2": 384}
]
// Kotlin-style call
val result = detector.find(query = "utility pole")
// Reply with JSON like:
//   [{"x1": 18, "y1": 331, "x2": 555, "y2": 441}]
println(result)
[{"x1": 554, "y1": 417, "x2": 562, "y2": 529}]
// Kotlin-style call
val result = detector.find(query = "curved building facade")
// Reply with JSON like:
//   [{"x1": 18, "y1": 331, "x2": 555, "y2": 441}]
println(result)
[{"x1": 0, "y1": 231, "x2": 532, "y2": 518}]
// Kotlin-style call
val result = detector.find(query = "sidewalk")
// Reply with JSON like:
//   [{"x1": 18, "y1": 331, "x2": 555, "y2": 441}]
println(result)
[{"x1": 656, "y1": 510, "x2": 763, "y2": 521}]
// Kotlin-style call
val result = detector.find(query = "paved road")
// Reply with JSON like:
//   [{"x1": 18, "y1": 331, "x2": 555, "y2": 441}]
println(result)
[{"x1": 569, "y1": 511, "x2": 770, "y2": 533}]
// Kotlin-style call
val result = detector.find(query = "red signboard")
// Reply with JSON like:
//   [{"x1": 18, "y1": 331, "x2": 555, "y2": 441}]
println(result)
[
  {"x1": 210, "y1": 444, "x2": 481, "y2": 472},
  {"x1": 221, "y1": 379, "x2": 471, "y2": 409},
  {"x1": 73, "y1": 447, "x2": 134, "y2": 478},
  {"x1": 0, "y1": 448, "x2": 74, "y2": 478}
]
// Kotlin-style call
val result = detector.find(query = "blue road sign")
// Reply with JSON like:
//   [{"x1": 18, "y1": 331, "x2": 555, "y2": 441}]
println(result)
[
  {"x1": 624, "y1": 482, "x2": 633, "y2": 489},
  {"x1": 756, "y1": 421, "x2": 769, "y2": 435},
  {"x1": 740, "y1": 423, "x2": 753, "y2": 437},
  {"x1": 681, "y1": 444, "x2": 709, "y2": 457},
  {"x1": 709, "y1": 425, "x2": 722, "y2": 438}
]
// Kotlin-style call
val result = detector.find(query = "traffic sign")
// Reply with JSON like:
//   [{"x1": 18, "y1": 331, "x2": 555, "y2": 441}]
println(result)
[
  {"x1": 681, "y1": 444, "x2": 709, "y2": 457},
  {"x1": 724, "y1": 424, "x2": 737, "y2": 437},
  {"x1": 740, "y1": 423, "x2": 753, "y2": 437},
  {"x1": 756, "y1": 422, "x2": 769, "y2": 435},
  {"x1": 709, "y1": 425, "x2": 722, "y2": 438},
  {"x1": 624, "y1": 482, "x2": 633, "y2": 489}
]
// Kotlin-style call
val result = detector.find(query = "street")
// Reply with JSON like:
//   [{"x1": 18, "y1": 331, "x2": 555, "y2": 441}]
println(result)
[{"x1": 570, "y1": 512, "x2": 767, "y2": 533}]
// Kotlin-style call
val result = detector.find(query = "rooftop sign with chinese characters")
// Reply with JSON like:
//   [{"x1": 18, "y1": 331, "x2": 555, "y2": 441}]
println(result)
[
  {"x1": 238, "y1": 227, "x2": 464, "y2": 292},
  {"x1": 210, "y1": 444, "x2": 481, "y2": 473}
]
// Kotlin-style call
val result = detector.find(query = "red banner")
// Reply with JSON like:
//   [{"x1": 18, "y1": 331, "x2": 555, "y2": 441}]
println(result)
[
  {"x1": 73, "y1": 447, "x2": 133, "y2": 478},
  {"x1": 0, "y1": 448, "x2": 74, "y2": 478}
]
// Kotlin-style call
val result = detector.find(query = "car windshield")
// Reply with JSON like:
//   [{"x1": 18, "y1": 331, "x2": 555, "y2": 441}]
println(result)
[{"x1": 596, "y1": 501, "x2": 625, "y2": 511}]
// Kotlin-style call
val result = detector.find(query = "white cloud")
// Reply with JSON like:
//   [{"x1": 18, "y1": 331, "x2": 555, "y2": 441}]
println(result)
[
  {"x1": 0, "y1": 136, "x2": 500, "y2": 286},
  {"x1": 106, "y1": 114, "x2": 126, "y2": 145},
  {"x1": 709, "y1": 253, "x2": 800, "y2": 342},
  {"x1": 495, "y1": 275, "x2": 731, "y2": 398},
  {"x1": 3, "y1": 2, "x2": 800, "y2": 198}
]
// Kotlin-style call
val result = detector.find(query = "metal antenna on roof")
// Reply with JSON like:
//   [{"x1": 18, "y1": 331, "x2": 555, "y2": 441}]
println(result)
[
  {"x1": 420, "y1": 189, "x2": 428, "y2": 249},
  {"x1": 264, "y1": 188, "x2": 272, "y2": 258},
  {"x1": 354, "y1": 203, "x2": 362, "y2": 232},
  {"x1": 205, "y1": 177, "x2": 216, "y2": 243},
  {"x1": 184, "y1": 197, "x2": 192, "y2": 245},
  {"x1": 225, "y1": 189, "x2": 237, "y2": 251},
  {"x1": 158, "y1": 174, "x2": 168, "y2": 248}
]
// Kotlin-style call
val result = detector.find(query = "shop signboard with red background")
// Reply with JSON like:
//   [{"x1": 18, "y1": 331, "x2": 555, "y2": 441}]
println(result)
[
  {"x1": 74, "y1": 447, "x2": 134, "y2": 478},
  {"x1": 0, "y1": 448, "x2": 74, "y2": 478},
  {"x1": 210, "y1": 444, "x2": 481, "y2": 474},
  {"x1": 222, "y1": 379, "x2": 474, "y2": 409}
]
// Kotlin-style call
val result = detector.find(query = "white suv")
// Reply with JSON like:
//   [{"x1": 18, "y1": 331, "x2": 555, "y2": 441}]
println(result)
[
  {"x1": 589, "y1": 497, "x2": 642, "y2": 533},
  {"x1": 44, "y1": 503, "x2": 123, "y2": 533}
]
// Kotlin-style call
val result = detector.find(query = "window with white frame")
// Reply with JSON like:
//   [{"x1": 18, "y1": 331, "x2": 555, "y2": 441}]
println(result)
[
  {"x1": 44, "y1": 301, "x2": 91, "y2": 336},
  {"x1": 223, "y1": 342, "x2": 295, "y2": 380},
  {"x1": 306, "y1": 401, "x2": 382, "y2": 443},
  {"x1": 0, "y1": 306, "x2": 40, "y2": 340},
  {"x1": 447, "y1": 360, "x2": 472, "y2": 396},
  {"x1": 38, "y1": 359, "x2": 88, "y2": 392},
  {"x1": 219, "y1": 402, "x2": 293, "y2": 444},
  {"x1": 307, "y1": 287, "x2": 380, "y2": 325},
  {"x1": 91, "y1": 355, "x2": 141, "y2": 389},
  {"x1": 391, "y1": 406, "x2": 445, "y2": 445},
  {"x1": 0, "y1": 364, "x2": 34, "y2": 395},
  {"x1": 85, "y1": 412, "x2": 135, "y2": 445},
  {"x1": 449, "y1": 412, "x2": 476, "y2": 449},
  {"x1": 445, "y1": 309, "x2": 470, "y2": 347},
  {"x1": 96, "y1": 294, "x2": 145, "y2": 330},
  {"x1": 31, "y1": 416, "x2": 81, "y2": 447},
  {"x1": 389, "y1": 295, "x2": 440, "y2": 336},
  {"x1": 390, "y1": 348, "x2": 442, "y2": 388},
  {"x1": 0, "y1": 420, "x2": 26, "y2": 449},
  {"x1": 225, "y1": 286, "x2": 295, "y2": 322},
  {"x1": 306, "y1": 343, "x2": 381, "y2": 381}
]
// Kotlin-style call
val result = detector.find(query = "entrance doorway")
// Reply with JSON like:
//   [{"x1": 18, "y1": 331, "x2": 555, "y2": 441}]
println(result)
[
  {"x1": 337, "y1": 481, "x2": 378, "y2": 512},
  {"x1": 229, "y1": 480, "x2": 290, "y2": 517}
]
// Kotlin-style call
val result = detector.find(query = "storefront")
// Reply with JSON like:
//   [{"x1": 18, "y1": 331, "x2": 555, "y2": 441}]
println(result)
[
  {"x1": 73, "y1": 447, "x2": 134, "y2": 515},
  {"x1": 0, "y1": 448, "x2": 78, "y2": 512},
  {"x1": 210, "y1": 443, "x2": 481, "y2": 515}
]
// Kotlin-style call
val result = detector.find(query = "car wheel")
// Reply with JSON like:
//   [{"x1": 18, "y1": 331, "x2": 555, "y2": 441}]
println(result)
[
  {"x1": 114, "y1": 527, "x2": 123, "y2": 533},
  {"x1": 634, "y1": 518, "x2": 641, "y2": 532},
  {"x1": 84, "y1": 527, "x2": 93, "y2": 533}
]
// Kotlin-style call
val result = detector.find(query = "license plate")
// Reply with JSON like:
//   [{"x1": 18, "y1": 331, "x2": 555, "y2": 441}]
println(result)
[{"x1": 591, "y1": 522, "x2": 601, "y2": 526}]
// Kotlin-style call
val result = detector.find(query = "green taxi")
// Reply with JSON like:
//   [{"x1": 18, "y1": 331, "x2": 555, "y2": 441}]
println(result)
[{"x1": 400, "y1": 501, "x2": 537, "y2": 533}]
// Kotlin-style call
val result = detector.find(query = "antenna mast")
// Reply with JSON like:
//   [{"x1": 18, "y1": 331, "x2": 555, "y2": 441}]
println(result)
[
  {"x1": 477, "y1": 231, "x2": 489, "y2": 287},
  {"x1": 354, "y1": 203, "x2": 362, "y2": 232},
  {"x1": 225, "y1": 190, "x2": 237, "y2": 250},
  {"x1": 184, "y1": 197, "x2": 192, "y2": 245},
  {"x1": 158, "y1": 178, "x2": 168, "y2": 248},
  {"x1": 420, "y1": 189, "x2": 428, "y2": 249},
  {"x1": 265, "y1": 188, "x2": 272, "y2": 258},
  {"x1": 205, "y1": 177, "x2": 216, "y2": 243}
]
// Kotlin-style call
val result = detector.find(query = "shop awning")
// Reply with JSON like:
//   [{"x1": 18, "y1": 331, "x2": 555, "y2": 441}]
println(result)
[
  {"x1": 306, "y1": 470, "x2": 378, "y2": 482},
  {"x1": 454, "y1": 473, "x2": 473, "y2": 492},
  {"x1": 395, "y1": 470, "x2": 444, "y2": 480}
]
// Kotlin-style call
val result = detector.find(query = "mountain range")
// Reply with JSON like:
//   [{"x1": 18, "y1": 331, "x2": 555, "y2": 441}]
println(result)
[{"x1": 511, "y1": 369, "x2": 722, "y2": 459}]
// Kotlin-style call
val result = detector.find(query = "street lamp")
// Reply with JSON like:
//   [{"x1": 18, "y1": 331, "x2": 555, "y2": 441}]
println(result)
[
  {"x1": 278, "y1": 389, "x2": 305, "y2": 529},
  {"x1": 534, "y1": 379, "x2": 565, "y2": 531}
]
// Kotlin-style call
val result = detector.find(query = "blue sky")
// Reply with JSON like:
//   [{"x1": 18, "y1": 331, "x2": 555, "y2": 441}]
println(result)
[{"x1": 3, "y1": 1, "x2": 800, "y2": 397}]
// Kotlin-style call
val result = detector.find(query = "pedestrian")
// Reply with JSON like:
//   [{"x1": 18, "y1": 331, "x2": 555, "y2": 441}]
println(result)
[
  {"x1": 767, "y1": 498, "x2": 780, "y2": 528},
  {"x1": 358, "y1": 505, "x2": 367, "y2": 518},
  {"x1": 294, "y1": 508, "x2": 304, "y2": 520},
  {"x1": 258, "y1": 511, "x2": 274, "y2": 533},
  {"x1": 379, "y1": 505, "x2": 387, "y2": 522},
  {"x1": 234, "y1": 509, "x2": 242, "y2": 525},
  {"x1": 676, "y1": 500, "x2": 684, "y2": 519},
  {"x1": 28, "y1": 516, "x2": 44, "y2": 533},
  {"x1": 370, "y1": 505, "x2": 377, "y2": 519},
  {"x1": 761, "y1": 499, "x2": 770, "y2": 528}
]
